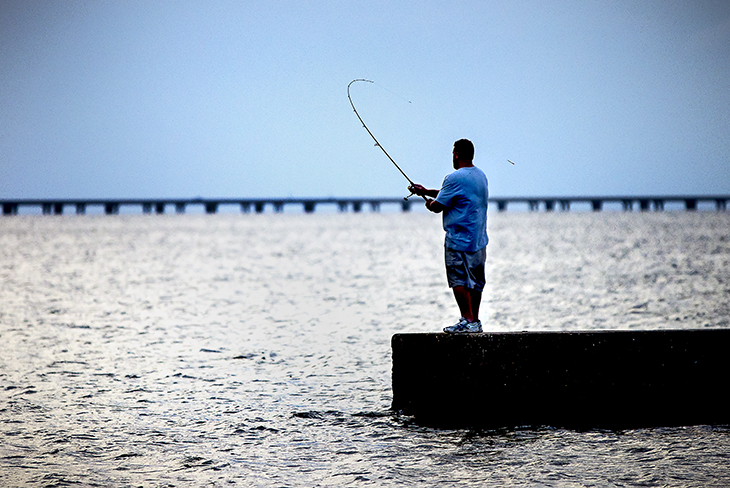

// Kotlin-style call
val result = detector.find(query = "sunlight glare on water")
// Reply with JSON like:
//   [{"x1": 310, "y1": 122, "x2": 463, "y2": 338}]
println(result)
[{"x1": 1, "y1": 211, "x2": 729, "y2": 486}]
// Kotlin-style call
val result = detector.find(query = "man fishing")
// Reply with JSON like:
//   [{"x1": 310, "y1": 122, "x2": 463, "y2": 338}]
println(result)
[{"x1": 409, "y1": 139, "x2": 489, "y2": 333}]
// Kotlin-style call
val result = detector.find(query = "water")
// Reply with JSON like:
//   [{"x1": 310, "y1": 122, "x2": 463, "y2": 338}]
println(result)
[{"x1": 1, "y1": 211, "x2": 729, "y2": 487}]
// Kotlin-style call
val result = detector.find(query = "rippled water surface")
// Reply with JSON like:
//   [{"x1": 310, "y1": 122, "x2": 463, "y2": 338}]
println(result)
[{"x1": 1, "y1": 211, "x2": 729, "y2": 486}]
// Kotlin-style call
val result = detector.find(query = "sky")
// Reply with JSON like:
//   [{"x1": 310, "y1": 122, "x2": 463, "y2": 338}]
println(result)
[{"x1": 1, "y1": 0, "x2": 729, "y2": 200}]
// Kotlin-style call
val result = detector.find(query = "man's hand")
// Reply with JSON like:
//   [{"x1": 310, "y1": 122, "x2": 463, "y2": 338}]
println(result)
[
  {"x1": 425, "y1": 198, "x2": 445, "y2": 213},
  {"x1": 409, "y1": 183, "x2": 439, "y2": 199},
  {"x1": 408, "y1": 184, "x2": 428, "y2": 196}
]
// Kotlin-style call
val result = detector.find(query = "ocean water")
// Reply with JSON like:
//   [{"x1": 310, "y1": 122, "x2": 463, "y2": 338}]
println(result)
[{"x1": 1, "y1": 211, "x2": 729, "y2": 487}]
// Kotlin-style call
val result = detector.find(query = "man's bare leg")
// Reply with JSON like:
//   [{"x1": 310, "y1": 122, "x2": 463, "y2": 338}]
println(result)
[
  {"x1": 453, "y1": 286, "x2": 482, "y2": 322},
  {"x1": 452, "y1": 286, "x2": 474, "y2": 322},
  {"x1": 470, "y1": 289, "x2": 482, "y2": 322}
]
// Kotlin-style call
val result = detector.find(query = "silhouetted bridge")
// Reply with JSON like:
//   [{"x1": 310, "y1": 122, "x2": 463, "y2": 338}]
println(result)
[{"x1": 1, "y1": 195, "x2": 728, "y2": 215}]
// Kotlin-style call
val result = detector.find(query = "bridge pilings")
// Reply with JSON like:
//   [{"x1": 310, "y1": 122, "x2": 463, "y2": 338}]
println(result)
[{"x1": 1, "y1": 196, "x2": 728, "y2": 216}]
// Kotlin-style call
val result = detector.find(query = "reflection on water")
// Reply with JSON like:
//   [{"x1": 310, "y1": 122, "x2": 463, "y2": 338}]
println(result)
[{"x1": 1, "y1": 212, "x2": 729, "y2": 486}]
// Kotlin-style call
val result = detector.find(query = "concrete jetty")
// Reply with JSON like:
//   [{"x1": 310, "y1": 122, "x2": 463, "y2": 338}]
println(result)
[
  {"x1": 391, "y1": 329, "x2": 729, "y2": 429},
  {"x1": 1, "y1": 195, "x2": 728, "y2": 215}
]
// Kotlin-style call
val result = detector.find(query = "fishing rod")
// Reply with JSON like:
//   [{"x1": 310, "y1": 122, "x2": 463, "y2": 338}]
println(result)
[{"x1": 347, "y1": 79, "x2": 424, "y2": 201}]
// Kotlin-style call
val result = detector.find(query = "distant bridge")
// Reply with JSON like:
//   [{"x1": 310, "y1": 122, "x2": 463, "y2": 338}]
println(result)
[{"x1": 1, "y1": 195, "x2": 728, "y2": 215}]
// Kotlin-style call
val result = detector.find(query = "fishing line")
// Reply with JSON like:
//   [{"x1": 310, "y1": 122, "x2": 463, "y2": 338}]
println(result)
[
  {"x1": 347, "y1": 79, "x2": 424, "y2": 200},
  {"x1": 374, "y1": 82, "x2": 412, "y2": 105}
]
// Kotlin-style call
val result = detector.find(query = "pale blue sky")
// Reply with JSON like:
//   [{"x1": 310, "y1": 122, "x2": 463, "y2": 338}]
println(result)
[{"x1": 1, "y1": 0, "x2": 729, "y2": 199}]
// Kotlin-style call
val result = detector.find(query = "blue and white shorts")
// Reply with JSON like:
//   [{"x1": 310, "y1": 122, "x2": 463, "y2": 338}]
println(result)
[{"x1": 444, "y1": 246, "x2": 487, "y2": 291}]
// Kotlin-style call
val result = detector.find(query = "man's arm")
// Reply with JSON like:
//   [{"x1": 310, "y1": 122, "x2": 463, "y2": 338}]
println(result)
[
  {"x1": 409, "y1": 184, "x2": 446, "y2": 213},
  {"x1": 408, "y1": 184, "x2": 439, "y2": 199}
]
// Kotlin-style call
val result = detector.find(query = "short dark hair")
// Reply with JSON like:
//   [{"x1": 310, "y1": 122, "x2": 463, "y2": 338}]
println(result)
[{"x1": 453, "y1": 139, "x2": 474, "y2": 161}]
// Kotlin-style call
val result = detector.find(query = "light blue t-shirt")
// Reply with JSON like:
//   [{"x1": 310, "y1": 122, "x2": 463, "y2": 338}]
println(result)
[{"x1": 434, "y1": 166, "x2": 489, "y2": 252}]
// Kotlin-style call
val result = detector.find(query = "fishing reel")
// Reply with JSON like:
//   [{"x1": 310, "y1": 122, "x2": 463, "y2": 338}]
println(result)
[{"x1": 404, "y1": 185, "x2": 421, "y2": 201}]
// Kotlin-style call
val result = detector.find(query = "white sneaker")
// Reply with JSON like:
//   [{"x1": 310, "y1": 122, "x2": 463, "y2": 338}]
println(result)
[
  {"x1": 466, "y1": 320, "x2": 482, "y2": 333},
  {"x1": 443, "y1": 318, "x2": 482, "y2": 334},
  {"x1": 443, "y1": 317, "x2": 471, "y2": 334}
]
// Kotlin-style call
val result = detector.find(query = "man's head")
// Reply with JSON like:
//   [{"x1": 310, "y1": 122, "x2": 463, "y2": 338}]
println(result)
[{"x1": 452, "y1": 139, "x2": 474, "y2": 168}]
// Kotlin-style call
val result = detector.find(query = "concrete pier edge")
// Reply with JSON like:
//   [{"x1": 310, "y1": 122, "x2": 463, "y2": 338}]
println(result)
[{"x1": 391, "y1": 329, "x2": 730, "y2": 429}]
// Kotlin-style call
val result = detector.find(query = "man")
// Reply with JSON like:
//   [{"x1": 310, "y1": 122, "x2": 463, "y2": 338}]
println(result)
[{"x1": 409, "y1": 139, "x2": 488, "y2": 333}]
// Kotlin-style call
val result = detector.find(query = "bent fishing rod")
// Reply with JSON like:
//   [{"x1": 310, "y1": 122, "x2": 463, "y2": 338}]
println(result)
[{"x1": 347, "y1": 79, "x2": 425, "y2": 201}]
